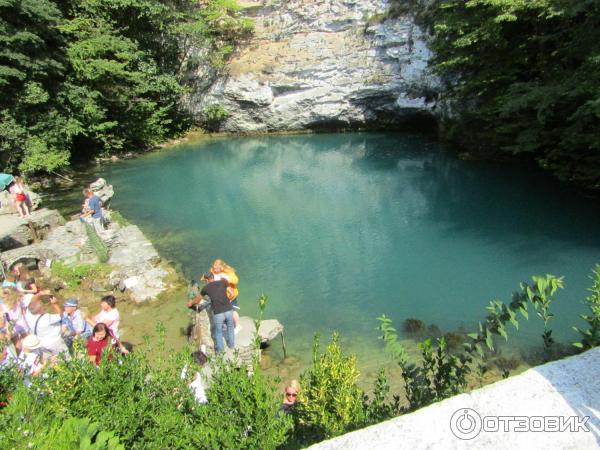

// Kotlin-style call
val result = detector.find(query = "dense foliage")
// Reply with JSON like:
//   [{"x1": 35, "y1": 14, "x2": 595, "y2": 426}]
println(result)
[
  {"x1": 574, "y1": 264, "x2": 600, "y2": 349},
  {"x1": 0, "y1": 324, "x2": 291, "y2": 449},
  {"x1": 399, "y1": 0, "x2": 600, "y2": 189},
  {"x1": 0, "y1": 0, "x2": 252, "y2": 173},
  {"x1": 294, "y1": 333, "x2": 365, "y2": 444},
  {"x1": 2, "y1": 269, "x2": 599, "y2": 447}
]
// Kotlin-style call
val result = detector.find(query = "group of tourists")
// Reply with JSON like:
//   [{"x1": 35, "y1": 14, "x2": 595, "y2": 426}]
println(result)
[
  {"x1": 0, "y1": 180, "x2": 299, "y2": 411},
  {"x1": 0, "y1": 263, "x2": 128, "y2": 386}
]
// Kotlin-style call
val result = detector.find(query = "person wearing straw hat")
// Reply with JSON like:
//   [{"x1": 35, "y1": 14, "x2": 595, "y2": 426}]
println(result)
[{"x1": 19, "y1": 334, "x2": 45, "y2": 386}]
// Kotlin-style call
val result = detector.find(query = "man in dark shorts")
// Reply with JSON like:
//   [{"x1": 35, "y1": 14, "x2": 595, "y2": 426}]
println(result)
[{"x1": 200, "y1": 272, "x2": 235, "y2": 353}]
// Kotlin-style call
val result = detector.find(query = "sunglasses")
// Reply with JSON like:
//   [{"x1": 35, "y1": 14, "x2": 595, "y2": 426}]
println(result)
[{"x1": 285, "y1": 392, "x2": 297, "y2": 397}]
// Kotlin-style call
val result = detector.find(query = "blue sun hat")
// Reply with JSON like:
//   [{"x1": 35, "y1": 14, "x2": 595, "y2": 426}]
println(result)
[{"x1": 64, "y1": 298, "x2": 79, "y2": 307}]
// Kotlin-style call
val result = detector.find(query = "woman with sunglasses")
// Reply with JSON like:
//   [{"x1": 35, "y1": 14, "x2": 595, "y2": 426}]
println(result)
[{"x1": 281, "y1": 379, "x2": 301, "y2": 414}]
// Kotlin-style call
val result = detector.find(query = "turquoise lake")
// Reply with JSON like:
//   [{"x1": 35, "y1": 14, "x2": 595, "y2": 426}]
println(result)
[{"x1": 67, "y1": 133, "x2": 600, "y2": 375}]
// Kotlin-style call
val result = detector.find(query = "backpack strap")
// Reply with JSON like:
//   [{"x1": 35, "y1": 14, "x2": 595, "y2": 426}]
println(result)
[{"x1": 33, "y1": 313, "x2": 46, "y2": 335}]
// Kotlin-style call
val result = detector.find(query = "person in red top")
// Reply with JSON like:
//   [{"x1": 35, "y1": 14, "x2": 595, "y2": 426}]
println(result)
[{"x1": 86, "y1": 323, "x2": 128, "y2": 365}]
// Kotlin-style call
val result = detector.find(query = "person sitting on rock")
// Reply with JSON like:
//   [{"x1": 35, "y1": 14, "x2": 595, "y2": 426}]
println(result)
[
  {"x1": 201, "y1": 272, "x2": 235, "y2": 354},
  {"x1": 80, "y1": 188, "x2": 104, "y2": 233}
]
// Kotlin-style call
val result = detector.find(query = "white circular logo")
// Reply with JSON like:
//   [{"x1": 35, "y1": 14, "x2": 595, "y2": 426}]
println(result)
[{"x1": 450, "y1": 408, "x2": 482, "y2": 440}]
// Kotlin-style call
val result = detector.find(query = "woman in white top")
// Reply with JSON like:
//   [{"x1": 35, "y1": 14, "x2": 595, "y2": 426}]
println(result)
[
  {"x1": 180, "y1": 350, "x2": 208, "y2": 404},
  {"x1": 1, "y1": 290, "x2": 28, "y2": 334},
  {"x1": 86, "y1": 295, "x2": 120, "y2": 339}
]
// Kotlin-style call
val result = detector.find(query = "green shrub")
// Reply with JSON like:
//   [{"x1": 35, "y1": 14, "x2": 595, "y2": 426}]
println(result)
[
  {"x1": 108, "y1": 210, "x2": 129, "y2": 227},
  {"x1": 202, "y1": 104, "x2": 230, "y2": 131},
  {"x1": 295, "y1": 333, "x2": 365, "y2": 444},
  {"x1": 0, "y1": 318, "x2": 291, "y2": 449},
  {"x1": 378, "y1": 274, "x2": 564, "y2": 410},
  {"x1": 85, "y1": 223, "x2": 109, "y2": 263},
  {"x1": 363, "y1": 368, "x2": 400, "y2": 425},
  {"x1": 573, "y1": 264, "x2": 600, "y2": 349},
  {"x1": 0, "y1": 360, "x2": 20, "y2": 407},
  {"x1": 200, "y1": 357, "x2": 292, "y2": 449}
]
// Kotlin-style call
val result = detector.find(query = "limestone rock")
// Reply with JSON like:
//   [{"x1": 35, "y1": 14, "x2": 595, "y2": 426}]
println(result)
[
  {"x1": 108, "y1": 224, "x2": 169, "y2": 302},
  {"x1": 0, "y1": 208, "x2": 66, "y2": 252},
  {"x1": 90, "y1": 178, "x2": 114, "y2": 206},
  {"x1": 185, "y1": 0, "x2": 440, "y2": 132}
]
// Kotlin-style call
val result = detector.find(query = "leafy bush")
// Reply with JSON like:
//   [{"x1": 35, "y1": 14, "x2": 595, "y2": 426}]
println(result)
[
  {"x1": 200, "y1": 357, "x2": 292, "y2": 449},
  {"x1": 0, "y1": 321, "x2": 290, "y2": 449},
  {"x1": 378, "y1": 274, "x2": 564, "y2": 410},
  {"x1": 202, "y1": 104, "x2": 230, "y2": 131},
  {"x1": 85, "y1": 223, "x2": 109, "y2": 263},
  {"x1": 0, "y1": 0, "x2": 253, "y2": 174},
  {"x1": 107, "y1": 210, "x2": 129, "y2": 227},
  {"x1": 362, "y1": 368, "x2": 400, "y2": 425},
  {"x1": 574, "y1": 264, "x2": 600, "y2": 349},
  {"x1": 412, "y1": 0, "x2": 600, "y2": 189},
  {"x1": 0, "y1": 361, "x2": 20, "y2": 407},
  {"x1": 295, "y1": 333, "x2": 365, "y2": 444}
]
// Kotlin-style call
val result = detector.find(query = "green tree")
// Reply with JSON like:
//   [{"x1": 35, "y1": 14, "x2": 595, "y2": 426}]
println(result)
[
  {"x1": 0, "y1": 0, "x2": 252, "y2": 174},
  {"x1": 412, "y1": 0, "x2": 600, "y2": 189}
]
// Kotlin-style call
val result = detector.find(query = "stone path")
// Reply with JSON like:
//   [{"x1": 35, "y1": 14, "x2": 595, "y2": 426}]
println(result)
[{"x1": 311, "y1": 347, "x2": 600, "y2": 450}]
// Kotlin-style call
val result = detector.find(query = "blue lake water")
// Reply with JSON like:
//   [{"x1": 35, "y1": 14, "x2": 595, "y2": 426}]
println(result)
[{"x1": 88, "y1": 132, "x2": 600, "y2": 373}]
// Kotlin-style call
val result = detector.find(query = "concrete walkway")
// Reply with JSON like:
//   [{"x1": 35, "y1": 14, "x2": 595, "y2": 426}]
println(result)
[{"x1": 311, "y1": 348, "x2": 600, "y2": 449}]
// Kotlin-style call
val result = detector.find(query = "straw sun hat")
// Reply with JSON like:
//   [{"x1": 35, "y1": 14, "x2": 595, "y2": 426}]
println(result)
[{"x1": 22, "y1": 334, "x2": 41, "y2": 351}]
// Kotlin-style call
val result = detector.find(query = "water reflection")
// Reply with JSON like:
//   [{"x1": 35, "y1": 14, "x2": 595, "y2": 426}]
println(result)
[{"x1": 83, "y1": 133, "x2": 600, "y2": 369}]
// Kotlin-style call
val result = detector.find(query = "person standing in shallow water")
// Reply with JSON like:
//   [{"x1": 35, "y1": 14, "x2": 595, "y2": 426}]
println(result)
[{"x1": 201, "y1": 272, "x2": 235, "y2": 353}]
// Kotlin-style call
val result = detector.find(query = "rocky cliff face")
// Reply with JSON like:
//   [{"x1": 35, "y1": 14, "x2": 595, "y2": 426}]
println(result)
[{"x1": 186, "y1": 0, "x2": 439, "y2": 132}]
